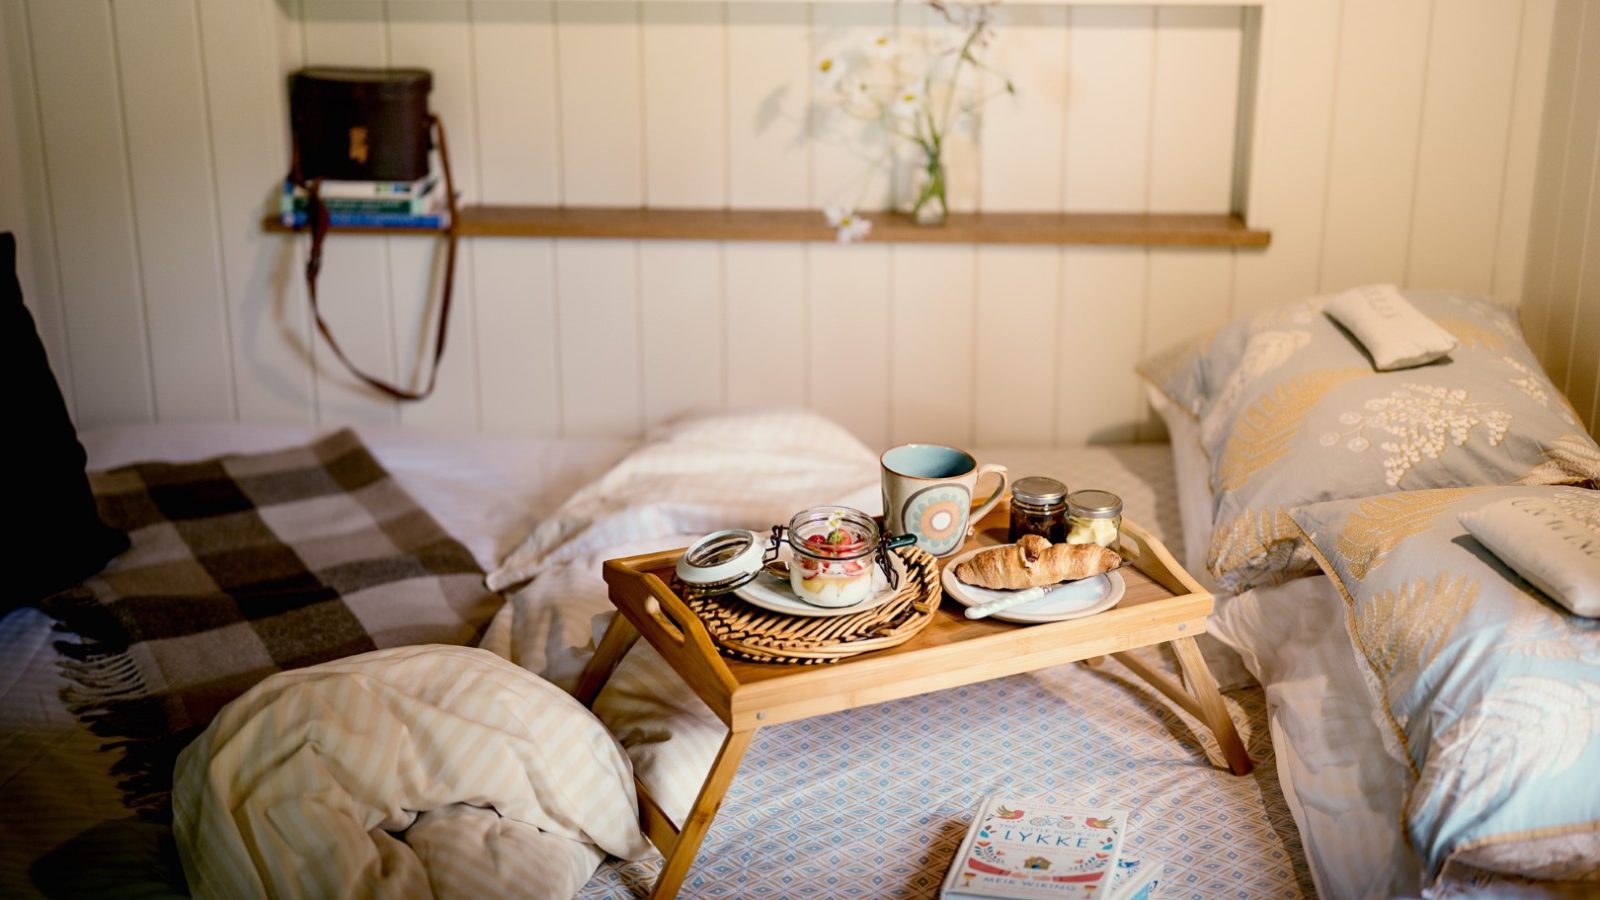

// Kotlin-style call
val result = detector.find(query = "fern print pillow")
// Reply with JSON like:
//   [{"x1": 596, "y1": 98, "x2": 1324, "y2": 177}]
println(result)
[
  {"x1": 1179, "y1": 291, "x2": 1598, "y2": 591},
  {"x1": 1290, "y1": 486, "x2": 1600, "y2": 886}
]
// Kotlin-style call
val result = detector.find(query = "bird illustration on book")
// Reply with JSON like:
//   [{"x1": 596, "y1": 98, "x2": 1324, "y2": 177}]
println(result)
[
  {"x1": 995, "y1": 805, "x2": 1025, "y2": 820},
  {"x1": 1084, "y1": 816, "x2": 1116, "y2": 829}
]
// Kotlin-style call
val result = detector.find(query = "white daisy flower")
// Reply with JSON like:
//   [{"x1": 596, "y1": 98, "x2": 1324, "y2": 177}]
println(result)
[
  {"x1": 889, "y1": 84, "x2": 925, "y2": 121},
  {"x1": 824, "y1": 206, "x2": 873, "y2": 243},
  {"x1": 817, "y1": 56, "x2": 844, "y2": 89},
  {"x1": 870, "y1": 34, "x2": 897, "y2": 60}
]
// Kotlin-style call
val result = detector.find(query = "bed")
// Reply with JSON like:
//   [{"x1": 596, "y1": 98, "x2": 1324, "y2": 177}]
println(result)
[
  {"x1": 6, "y1": 296, "x2": 1592, "y2": 900},
  {"x1": 0, "y1": 420, "x2": 1317, "y2": 898},
  {"x1": 1144, "y1": 288, "x2": 1600, "y2": 899}
]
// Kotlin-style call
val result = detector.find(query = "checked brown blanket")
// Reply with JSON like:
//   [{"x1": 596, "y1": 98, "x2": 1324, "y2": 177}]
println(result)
[{"x1": 40, "y1": 429, "x2": 502, "y2": 816}]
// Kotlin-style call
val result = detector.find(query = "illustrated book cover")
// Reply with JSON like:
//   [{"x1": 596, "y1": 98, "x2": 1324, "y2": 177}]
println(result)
[
  {"x1": 1104, "y1": 856, "x2": 1163, "y2": 900},
  {"x1": 940, "y1": 797, "x2": 1128, "y2": 899}
]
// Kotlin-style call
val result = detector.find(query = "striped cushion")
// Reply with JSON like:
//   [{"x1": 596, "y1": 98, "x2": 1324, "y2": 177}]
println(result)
[{"x1": 172, "y1": 645, "x2": 653, "y2": 899}]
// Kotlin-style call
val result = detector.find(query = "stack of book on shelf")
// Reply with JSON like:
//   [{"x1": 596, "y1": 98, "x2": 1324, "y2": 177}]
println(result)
[
  {"x1": 279, "y1": 173, "x2": 447, "y2": 229},
  {"x1": 941, "y1": 796, "x2": 1163, "y2": 900}
]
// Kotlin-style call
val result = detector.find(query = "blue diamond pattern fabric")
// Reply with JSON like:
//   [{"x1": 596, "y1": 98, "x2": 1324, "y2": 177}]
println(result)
[{"x1": 578, "y1": 647, "x2": 1312, "y2": 899}]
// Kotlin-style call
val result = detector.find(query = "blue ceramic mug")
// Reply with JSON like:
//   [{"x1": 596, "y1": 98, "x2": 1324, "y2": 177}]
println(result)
[{"x1": 880, "y1": 444, "x2": 1008, "y2": 557}]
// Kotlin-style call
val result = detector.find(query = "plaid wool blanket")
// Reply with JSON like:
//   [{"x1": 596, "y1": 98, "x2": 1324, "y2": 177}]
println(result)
[{"x1": 41, "y1": 429, "x2": 502, "y2": 815}]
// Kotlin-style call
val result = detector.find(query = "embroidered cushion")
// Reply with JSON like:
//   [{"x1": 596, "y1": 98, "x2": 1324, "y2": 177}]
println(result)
[
  {"x1": 1459, "y1": 491, "x2": 1600, "y2": 617},
  {"x1": 1139, "y1": 290, "x2": 1599, "y2": 591},
  {"x1": 1324, "y1": 283, "x2": 1458, "y2": 371},
  {"x1": 1290, "y1": 485, "x2": 1600, "y2": 884}
]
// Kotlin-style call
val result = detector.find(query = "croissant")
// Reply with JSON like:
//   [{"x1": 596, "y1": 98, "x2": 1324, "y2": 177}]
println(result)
[{"x1": 954, "y1": 534, "x2": 1121, "y2": 590}]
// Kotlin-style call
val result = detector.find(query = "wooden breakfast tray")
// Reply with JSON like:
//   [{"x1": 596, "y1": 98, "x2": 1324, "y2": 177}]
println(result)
[{"x1": 575, "y1": 502, "x2": 1252, "y2": 899}]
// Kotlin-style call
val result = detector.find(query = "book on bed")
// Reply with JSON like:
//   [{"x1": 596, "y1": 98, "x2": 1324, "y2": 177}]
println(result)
[{"x1": 940, "y1": 796, "x2": 1127, "y2": 899}]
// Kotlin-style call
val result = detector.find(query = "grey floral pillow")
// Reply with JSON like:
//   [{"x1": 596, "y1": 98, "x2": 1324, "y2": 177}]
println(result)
[
  {"x1": 1290, "y1": 486, "x2": 1600, "y2": 883},
  {"x1": 1141, "y1": 290, "x2": 1599, "y2": 591}
]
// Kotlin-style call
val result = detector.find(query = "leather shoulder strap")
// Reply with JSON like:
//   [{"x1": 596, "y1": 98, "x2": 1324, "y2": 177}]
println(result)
[{"x1": 302, "y1": 115, "x2": 459, "y2": 402}]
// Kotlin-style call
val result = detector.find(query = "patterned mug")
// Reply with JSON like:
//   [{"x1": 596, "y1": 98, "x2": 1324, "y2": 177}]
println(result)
[{"x1": 880, "y1": 444, "x2": 1009, "y2": 557}]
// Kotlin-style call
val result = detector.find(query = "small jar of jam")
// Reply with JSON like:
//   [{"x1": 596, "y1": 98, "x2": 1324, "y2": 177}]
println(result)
[
  {"x1": 1008, "y1": 476, "x2": 1069, "y2": 543},
  {"x1": 1067, "y1": 490, "x2": 1123, "y2": 548}
]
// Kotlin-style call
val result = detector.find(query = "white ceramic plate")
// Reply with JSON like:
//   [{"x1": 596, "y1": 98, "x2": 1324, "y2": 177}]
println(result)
[
  {"x1": 941, "y1": 544, "x2": 1125, "y2": 624},
  {"x1": 735, "y1": 550, "x2": 908, "y2": 618}
]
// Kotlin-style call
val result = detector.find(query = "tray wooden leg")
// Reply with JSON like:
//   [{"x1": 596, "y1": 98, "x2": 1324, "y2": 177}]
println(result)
[
  {"x1": 1171, "y1": 636, "x2": 1253, "y2": 776},
  {"x1": 650, "y1": 728, "x2": 755, "y2": 900},
  {"x1": 574, "y1": 612, "x2": 641, "y2": 708},
  {"x1": 1111, "y1": 638, "x2": 1253, "y2": 776}
]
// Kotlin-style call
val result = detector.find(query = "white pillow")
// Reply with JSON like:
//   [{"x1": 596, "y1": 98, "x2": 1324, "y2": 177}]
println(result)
[
  {"x1": 1458, "y1": 489, "x2": 1600, "y2": 617},
  {"x1": 1324, "y1": 283, "x2": 1458, "y2": 370}
]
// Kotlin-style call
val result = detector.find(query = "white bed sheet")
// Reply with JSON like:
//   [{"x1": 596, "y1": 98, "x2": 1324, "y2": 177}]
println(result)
[{"x1": 2, "y1": 424, "x2": 1316, "y2": 898}]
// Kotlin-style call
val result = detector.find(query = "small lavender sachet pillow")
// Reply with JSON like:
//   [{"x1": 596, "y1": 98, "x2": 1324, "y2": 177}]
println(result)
[
  {"x1": 1459, "y1": 490, "x2": 1600, "y2": 617},
  {"x1": 1325, "y1": 283, "x2": 1458, "y2": 370}
]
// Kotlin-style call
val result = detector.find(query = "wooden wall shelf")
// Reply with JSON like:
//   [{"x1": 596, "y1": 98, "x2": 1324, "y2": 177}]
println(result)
[{"x1": 265, "y1": 206, "x2": 1271, "y2": 248}]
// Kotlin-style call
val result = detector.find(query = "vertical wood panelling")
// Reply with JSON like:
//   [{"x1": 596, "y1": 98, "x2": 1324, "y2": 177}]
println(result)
[
  {"x1": 1146, "y1": 252, "x2": 1234, "y2": 356},
  {"x1": 727, "y1": 4, "x2": 809, "y2": 208},
  {"x1": 473, "y1": 240, "x2": 561, "y2": 435},
  {"x1": 889, "y1": 245, "x2": 976, "y2": 446},
  {"x1": 1142, "y1": 250, "x2": 1232, "y2": 440},
  {"x1": 1148, "y1": 6, "x2": 1243, "y2": 213},
  {"x1": 642, "y1": 2, "x2": 727, "y2": 208},
  {"x1": 0, "y1": 0, "x2": 73, "y2": 410},
  {"x1": 28, "y1": 0, "x2": 155, "y2": 426},
  {"x1": 2, "y1": 0, "x2": 1577, "y2": 445},
  {"x1": 640, "y1": 242, "x2": 725, "y2": 428},
  {"x1": 809, "y1": 3, "x2": 897, "y2": 212},
  {"x1": 301, "y1": 0, "x2": 398, "y2": 426},
  {"x1": 808, "y1": 243, "x2": 890, "y2": 449},
  {"x1": 724, "y1": 243, "x2": 807, "y2": 407},
  {"x1": 1542, "y1": 3, "x2": 1600, "y2": 390},
  {"x1": 387, "y1": 0, "x2": 481, "y2": 429},
  {"x1": 1405, "y1": 0, "x2": 1523, "y2": 293},
  {"x1": 115, "y1": 0, "x2": 236, "y2": 423},
  {"x1": 1521, "y1": 0, "x2": 1584, "y2": 355},
  {"x1": 555, "y1": 240, "x2": 641, "y2": 438},
  {"x1": 471, "y1": 0, "x2": 561, "y2": 206},
  {"x1": 471, "y1": 0, "x2": 561, "y2": 434},
  {"x1": 1567, "y1": 146, "x2": 1600, "y2": 423},
  {"x1": 1232, "y1": 0, "x2": 1341, "y2": 314},
  {"x1": 555, "y1": 1, "x2": 643, "y2": 206},
  {"x1": 1492, "y1": 0, "x2": 1557, "y2": 308},
  {"x1": 1058, "y1": 248, "x2": 1147, "y2": 444},
  {"x1": 1317, "y1": 0, "x2": 1433, "y2": 291},
  {"x1": 978, "y1": 6, "x2": 1069, "y2": 213},
  {"x1": 1062, "y1": 6, "x2": 1154, "y2": 212},
  {"x1": 200, "y1": 0, "x2": 317, "y2": 424},
  {"x1": 973, "y1": 246, "x2": 1060, "y2": 444}
]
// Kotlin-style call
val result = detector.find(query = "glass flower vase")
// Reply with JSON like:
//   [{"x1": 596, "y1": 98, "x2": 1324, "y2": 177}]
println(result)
[{"x1": 908, "y1": 151, "x2": 949, "y2": 227}]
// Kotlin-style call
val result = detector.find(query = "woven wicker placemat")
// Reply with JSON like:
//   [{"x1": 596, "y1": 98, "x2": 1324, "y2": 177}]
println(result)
[{"x1": 684, "y1": 546, "x2": 943, "y2": 664}]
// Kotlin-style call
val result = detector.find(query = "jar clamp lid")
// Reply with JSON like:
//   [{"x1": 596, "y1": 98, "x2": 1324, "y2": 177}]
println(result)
[
  {"x1": 675, "y1": 529, "x2": 767, "y2": 598},
  {"x1": 1012, "y1": 476, "x2": 1068, "y2": 506},
  {"x1": 1068, "y1": 489, "x2": 1123, "y2": 517}
]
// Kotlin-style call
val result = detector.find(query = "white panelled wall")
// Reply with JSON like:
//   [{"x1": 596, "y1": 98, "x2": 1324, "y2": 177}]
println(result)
[
  {"x1": 1, "y1": 0, "x2": 1589, "y2": 448},
  {"x1": 1523, "y1": 0, "x2": 1600, "y2": 439}
]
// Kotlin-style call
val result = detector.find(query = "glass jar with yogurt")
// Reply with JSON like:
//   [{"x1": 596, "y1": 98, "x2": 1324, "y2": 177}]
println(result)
[
  {"x1": 1066, "y1": 490, "x2": 1122, "y2": 549},
  {"x1": 787, "y1": 506, "x2": 881, "y2": 608}
]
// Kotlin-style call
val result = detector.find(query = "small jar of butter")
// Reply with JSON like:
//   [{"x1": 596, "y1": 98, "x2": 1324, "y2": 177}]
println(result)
[{"x1": 1066, "y1": 490, "x2": 1122, "y2": 548}]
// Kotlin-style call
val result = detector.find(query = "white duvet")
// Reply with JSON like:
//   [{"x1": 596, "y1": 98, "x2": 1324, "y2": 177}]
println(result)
[
  {"x1": 479, "y1": 410, "x2": 883, "y2": 825},
  {"x1": 171, "y1": 645, "x2": 653, "y2": 900}
]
